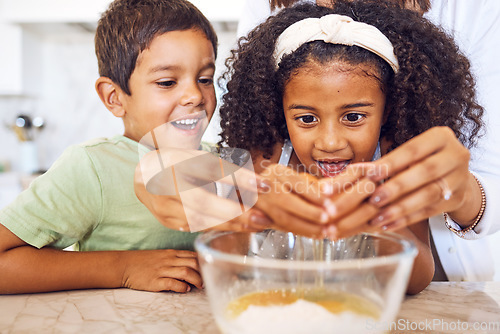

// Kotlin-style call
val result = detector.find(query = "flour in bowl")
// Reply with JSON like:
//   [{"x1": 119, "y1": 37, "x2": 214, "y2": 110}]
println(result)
[{"x1": 218, "y1": 289, "x2": 382, "y2": 334}]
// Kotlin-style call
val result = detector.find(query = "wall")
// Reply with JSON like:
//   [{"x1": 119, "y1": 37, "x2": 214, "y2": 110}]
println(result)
[{"x1": 0, "y1": 22, "x2": 237, "y2": 172}]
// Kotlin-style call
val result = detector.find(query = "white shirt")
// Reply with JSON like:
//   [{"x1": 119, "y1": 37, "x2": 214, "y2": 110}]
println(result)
[{"x1": 236, "y1": 0, "x2": 500, "y2": 281}]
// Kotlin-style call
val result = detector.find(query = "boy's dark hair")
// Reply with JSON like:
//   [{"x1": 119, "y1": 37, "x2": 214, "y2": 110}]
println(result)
[
  {"x1": 219, "y1": 0, "x2": 482, "y2": 158},
  {"x1": 95, "y1": 0, "x2": 218, "y2": 95}
]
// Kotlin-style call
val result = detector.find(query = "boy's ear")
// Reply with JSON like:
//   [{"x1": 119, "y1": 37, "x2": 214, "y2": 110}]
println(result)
[{"x1": 95, "y1": 77, "x2": 126, "y2": 118}]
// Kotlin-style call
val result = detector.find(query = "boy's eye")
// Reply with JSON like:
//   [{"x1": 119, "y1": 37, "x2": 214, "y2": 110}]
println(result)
[
  {"x1": 157, "y1": 80, "x2": 176, "y2": 87},
  {"x1": 343, "y1": 113, "x2": 365, "y2": 123},
  {"x1": 296, "y1": 115, "x2": 318, "y2": 124}
]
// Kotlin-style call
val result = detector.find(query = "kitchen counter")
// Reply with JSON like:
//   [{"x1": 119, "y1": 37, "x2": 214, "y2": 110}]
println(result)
[{"x1": 1, "y1": 282, "x2": 499, "y2": 333}]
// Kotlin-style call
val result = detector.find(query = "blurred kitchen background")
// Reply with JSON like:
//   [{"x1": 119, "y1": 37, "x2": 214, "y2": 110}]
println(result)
[
  {"x1": 1, "y1": 0, "x2": 499, "y2": 280},
  {"x1": 0, "y1": 0, "x2": 242, "y2": 205}
]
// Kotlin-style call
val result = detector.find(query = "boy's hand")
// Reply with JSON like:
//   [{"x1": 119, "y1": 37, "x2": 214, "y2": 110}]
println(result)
[
  {"x1": 134, "y1": 150, "x2": 271, "y2": 232},
  {"x1": 121, "y1": 249, "x2": 202, "y2": 293}
]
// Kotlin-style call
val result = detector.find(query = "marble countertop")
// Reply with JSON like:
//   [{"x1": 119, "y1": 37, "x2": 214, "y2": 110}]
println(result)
[{"x1": 1, "y1": 282, "x2": 499, "y2": 334}]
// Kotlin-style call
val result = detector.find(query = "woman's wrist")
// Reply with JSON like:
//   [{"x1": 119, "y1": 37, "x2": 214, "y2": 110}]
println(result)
[{"x1": 446, "y1": 173, "x2": 486, "y2": 233}]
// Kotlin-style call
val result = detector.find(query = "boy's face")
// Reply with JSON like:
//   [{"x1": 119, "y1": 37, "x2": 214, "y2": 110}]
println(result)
[
  {"x1": 119, "y1": 29, "x2": 216, "y2": 143},
  {"x1": 282, "y1": 61, "x2": 386, "y2": 178}
]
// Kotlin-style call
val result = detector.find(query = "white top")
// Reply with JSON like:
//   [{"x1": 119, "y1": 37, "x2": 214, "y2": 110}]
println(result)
[{"x1": 237, "y1": 0, "x2": 500, "y2": 281}]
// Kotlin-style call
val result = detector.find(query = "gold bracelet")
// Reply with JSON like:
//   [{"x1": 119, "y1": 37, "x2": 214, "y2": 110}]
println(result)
[{"x1": 444, "y1": 174, "x2": 486, "y2": 238}]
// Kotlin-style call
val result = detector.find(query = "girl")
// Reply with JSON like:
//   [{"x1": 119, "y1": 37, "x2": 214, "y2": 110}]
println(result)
[
  {"x1": 218, "y1": 0, "x2": 483, "y2": 293},
  {"x1": 235, "y1": 0, "x2": 499, "y2": 284}
]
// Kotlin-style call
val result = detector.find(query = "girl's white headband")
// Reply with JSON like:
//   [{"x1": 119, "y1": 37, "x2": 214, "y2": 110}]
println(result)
[{"x1": 273, "y1": 14, "x2": 399, "y2": 73}]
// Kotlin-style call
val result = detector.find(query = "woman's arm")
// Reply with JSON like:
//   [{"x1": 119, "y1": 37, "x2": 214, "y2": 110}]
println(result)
[{"x1": 323, "y1": 127, "x2": 483, "y2": 238}]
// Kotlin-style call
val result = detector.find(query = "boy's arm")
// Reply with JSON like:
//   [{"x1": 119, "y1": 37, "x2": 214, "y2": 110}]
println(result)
[{"x1": 0, "y1": 224, "x2": 202, "y2": 294}]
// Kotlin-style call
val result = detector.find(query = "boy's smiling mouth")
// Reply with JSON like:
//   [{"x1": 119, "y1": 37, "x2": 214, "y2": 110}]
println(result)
[
  {"x1": 172, "y1": 117, "x2": 200, "y2": 130},
  {"x1": 169, "y1": 110, "x2": 207, "y2": 132},
  {"x1": 315, "y1": 159, "x2": 350, "y2": 177}
]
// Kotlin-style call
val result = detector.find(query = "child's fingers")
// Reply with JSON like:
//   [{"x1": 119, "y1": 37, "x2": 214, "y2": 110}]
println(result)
[
  {"x1": 257, "y1": 189, "x2": 329, "y2": 225},
  {"x1": 333, "y1": 221, "x2": 381, "y2": 240},
  {"x1": 157, "y1": 279, "x2": 193, "y2": 293},
  {"x1": 254, "y1": 197, "x2": 325, "y2": 238},
  {"x1": 271, "y1": 211, "x2": 325, "y2": 239},
  {"x1": 166, "y1": 251, "x2": 201, "y2": 271},
  {"x1": 166, "y1": 260, "x2": 203, "y2": 290},
  {"x1": 219, "y1": 209, "x2": 273, "y2": 232},
  {"x1": 171, "y1": 250, "x2": 199, "y2": 258},
  {"x1": 181, "y1": 195, "x2": 250, "y2": 232},
  {"x1": 176, "y1": 156, "x2": 267, "y2": 193},
  {"x1": 158, "y1": 267, "x2": 204, "y2": 291},
  {"x1": 140, "y1": 148, "x2": 266, "y2": 194},
  {"x1": 246, "y1": 209, "x2": 274, "y2": 230}
]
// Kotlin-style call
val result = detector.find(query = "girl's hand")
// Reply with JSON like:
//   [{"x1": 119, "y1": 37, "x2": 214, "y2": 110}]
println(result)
[
  {"x1": 327, "y1": 127, "x2": 480, "y2": 237},
  {"x1": 121, "y1": 249, "x2": 203, "y2": 293}
]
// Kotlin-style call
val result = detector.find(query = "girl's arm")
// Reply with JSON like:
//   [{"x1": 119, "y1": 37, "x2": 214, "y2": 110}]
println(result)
[
  {"x1": 395, "y1": 222, "x2": 434, "y2": 295},
  {"x1": 0, "y1": 224, "x2": 202, "y2": 294}
]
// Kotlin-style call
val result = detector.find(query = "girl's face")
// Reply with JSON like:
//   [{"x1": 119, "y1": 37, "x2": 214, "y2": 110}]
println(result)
[{"x1": 282, "y1": 61, "x2": 386, "y2": 177}]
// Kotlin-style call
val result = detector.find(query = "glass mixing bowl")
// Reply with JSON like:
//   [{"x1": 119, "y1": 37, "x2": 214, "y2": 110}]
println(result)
[{"x1": 195, "y1": 230, "x2": 417, "y2": 334}]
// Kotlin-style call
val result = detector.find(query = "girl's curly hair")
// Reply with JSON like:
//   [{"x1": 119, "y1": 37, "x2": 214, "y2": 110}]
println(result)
[
  {"x1": 270, "y1": 0, "x2": 430, "y2": 13},
  {"x1": 218, "y1": 0, "x2": 483, "y2": 158}
]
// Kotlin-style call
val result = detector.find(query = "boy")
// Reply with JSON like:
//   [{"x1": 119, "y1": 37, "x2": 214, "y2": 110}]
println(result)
[{"x1": 0, "y1": 0, "x2": 217, "y2": 294}]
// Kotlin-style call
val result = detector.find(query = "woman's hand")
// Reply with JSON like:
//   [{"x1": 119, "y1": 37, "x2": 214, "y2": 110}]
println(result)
[{"x1": 325, "y1": 126, "x2": 481, "y2": 237}]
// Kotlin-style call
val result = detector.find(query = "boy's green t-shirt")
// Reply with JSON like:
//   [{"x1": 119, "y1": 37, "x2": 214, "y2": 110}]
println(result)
[{"x1": 0, "y1": 135, "x2": 198, "y2": 251}]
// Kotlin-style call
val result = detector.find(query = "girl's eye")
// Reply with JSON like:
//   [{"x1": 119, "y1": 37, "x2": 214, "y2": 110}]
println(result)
[
  {"x1": 343, "y1": 113, "x2": 365, "y2": 123},
  {"x1": 157, "y1": 80, "x2": 176, "y2": 88},
  {"x1": 199, "y1": 77, "x2": 214, "y2": 85},
  {"x1": 296, "y1": 115, "x2": 318, "y2": 125}
]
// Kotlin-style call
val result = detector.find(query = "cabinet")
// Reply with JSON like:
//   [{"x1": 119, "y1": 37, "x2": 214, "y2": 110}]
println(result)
[
  {"x1": 0, "y1": 0, "x2": 243, "y2": 23},
  {"x1": 0, "y1": 23, "x2": 41, "y2": 96},
  {"x1": 0, "y1": 0, "x2": 243, "y2": 96}
]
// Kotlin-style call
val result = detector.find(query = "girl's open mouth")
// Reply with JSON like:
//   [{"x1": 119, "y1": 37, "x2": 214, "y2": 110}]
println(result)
[{"x1": 315, "y1": 160, "x2": 350, "y2": 177}]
